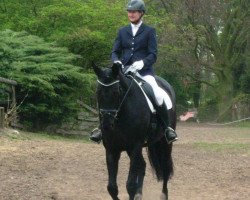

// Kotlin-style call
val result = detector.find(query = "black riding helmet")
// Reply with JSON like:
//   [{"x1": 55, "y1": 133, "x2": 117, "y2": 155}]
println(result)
[{"x1": 127, "y1": 0, "x2": 146, "y2": 13}]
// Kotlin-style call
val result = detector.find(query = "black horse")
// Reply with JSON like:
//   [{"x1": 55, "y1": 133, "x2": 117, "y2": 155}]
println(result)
[{"x1": 93, "y1": 63, "x2": 175, "y2": 200}]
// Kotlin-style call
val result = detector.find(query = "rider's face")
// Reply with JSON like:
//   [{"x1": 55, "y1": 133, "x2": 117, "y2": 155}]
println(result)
[{"x1": 127, "y1": 10, "x2": 143, "y2": 24}]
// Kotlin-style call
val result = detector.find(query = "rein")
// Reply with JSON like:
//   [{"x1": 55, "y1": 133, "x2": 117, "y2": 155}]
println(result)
[{"x1": 97, "y1": 75, "x2": 135, "y2": 119}]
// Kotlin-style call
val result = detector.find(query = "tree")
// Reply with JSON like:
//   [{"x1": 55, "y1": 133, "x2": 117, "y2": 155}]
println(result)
[
  {"x1": 154, "y1": 0, "x2": 249, "y2": 119},
  {"x1": 186, "y1": 0, "x2": 249, "y2": 117},
  {"x1": 0, "y1": 0, "x2": 128, "y2": 68},
  {"x1": 0, "y1": 29, "x2": 95, "y2": 129}
]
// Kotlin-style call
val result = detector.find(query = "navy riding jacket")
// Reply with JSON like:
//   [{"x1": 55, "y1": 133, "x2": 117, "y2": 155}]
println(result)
[{"x1": 111, "y1": 23, "x2": 157, "y2": 76}]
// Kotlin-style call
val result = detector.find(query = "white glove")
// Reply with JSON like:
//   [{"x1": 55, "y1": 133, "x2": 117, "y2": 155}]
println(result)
[
  {"x1": 114, "y1": 60, "x2": 122, "y2": 65},
  {"x1": 114, "y1": 60, "x2": 123, "y2": 68},
  {"x1": 125, "y1": 60, "x2": 144, "y2": 74}
]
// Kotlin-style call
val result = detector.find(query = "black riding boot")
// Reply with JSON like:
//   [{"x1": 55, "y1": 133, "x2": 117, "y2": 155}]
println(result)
[
  {"x1": 90, "y1": 127, "x2": 102, "y2": 144},
  {"x1": 156, "y1": 102, "x2": 178, "y2": 144}
]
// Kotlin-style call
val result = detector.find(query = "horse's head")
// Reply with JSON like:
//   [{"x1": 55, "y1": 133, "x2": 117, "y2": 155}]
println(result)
[{"x1": 93, "y1": 63, "x2": 123, "y2": 132}]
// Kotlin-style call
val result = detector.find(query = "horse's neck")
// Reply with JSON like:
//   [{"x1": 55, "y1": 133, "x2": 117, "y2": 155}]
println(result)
[{"x1": 123, "y1": 77, "x2": 148, "y2": 109}]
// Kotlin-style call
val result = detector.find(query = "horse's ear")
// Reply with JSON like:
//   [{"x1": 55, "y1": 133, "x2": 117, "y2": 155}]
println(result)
[
  {"x1": 92, "y1": 62, "x2": 102, "y2": 77},
  {"x1": 112, "y1": 63, "x2": 128, "y2": 89},
  {"x1": 111, "y1": 63, "x2": 122, "y2": 78}
]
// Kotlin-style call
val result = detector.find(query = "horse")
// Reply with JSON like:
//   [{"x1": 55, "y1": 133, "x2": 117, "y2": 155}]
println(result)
[{"x1": 92, "y1": 63, "x2": 176, "y2": 200}]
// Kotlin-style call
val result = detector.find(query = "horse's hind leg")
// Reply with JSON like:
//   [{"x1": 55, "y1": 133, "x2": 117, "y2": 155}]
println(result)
[
  {"x1": 106, "y1": 150, "x2": 121, "y2": 200},
  {"x1": 126, "y1": 146, "x2": 146, "y2": 200}
]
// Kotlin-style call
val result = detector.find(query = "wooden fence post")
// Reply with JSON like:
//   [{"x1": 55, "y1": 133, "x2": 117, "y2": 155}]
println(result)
[{"x1": 0, "y1": 107, "x2": 4, "y2": 129}]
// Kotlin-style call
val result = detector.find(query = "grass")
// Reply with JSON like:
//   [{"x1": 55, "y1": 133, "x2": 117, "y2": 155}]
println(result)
[
  {"x1": 25, "y1": 131, "x2": 89, "y2": 141},
  {"x1": 0, "y1": 129, "x2": 90, "y2": 143},
  {"x1": 232, "y1": 120, "x2": 250, "y2": 128},
  {"x1": 193, "y1": 142, "x2": 250, "y2": 154}
]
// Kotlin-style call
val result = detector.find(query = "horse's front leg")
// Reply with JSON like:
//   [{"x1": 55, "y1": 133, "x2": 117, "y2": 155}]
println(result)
[
  {"x1": 161, "y1": 181, "x2": 168, "y2": 200},
  {"x1": 126, "y1": 145, "x2": 146, "y2": 200},
  {"x1": 106, "y1": 149, "x2": 121, "y2": 200}
]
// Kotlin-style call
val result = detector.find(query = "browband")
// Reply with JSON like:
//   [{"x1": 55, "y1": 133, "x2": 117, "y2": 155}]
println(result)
[{"x1": 97, "y1": 80, "x2": 120, "y2": 87}]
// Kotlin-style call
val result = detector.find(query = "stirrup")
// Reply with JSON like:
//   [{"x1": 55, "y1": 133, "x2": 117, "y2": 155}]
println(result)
[
  {"x1": 91, "y1": 127, "x2": 99, "y2": 134},
  {"x1": 89, "y1": 128, "x2": 102, "y2": 144},
  {"x1": 166, "y1": 136, "x2": 178, "y2": 144},
  {"x1": 165, "y1": 127, "x2": 178, "y2": 144}
]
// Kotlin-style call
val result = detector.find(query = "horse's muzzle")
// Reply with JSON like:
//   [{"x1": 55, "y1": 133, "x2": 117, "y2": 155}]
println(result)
[
  {"x1": 100, "y1": 109, "x2": 118, "y2": 131},
  {"x1": 101, "y1": 119, "x2": 115, "y2": 131}
]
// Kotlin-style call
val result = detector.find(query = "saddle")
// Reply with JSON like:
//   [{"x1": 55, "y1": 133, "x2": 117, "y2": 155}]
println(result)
[
  {"x1": 127, "y1": 75, "x2": 165, "y2": 146},
  {"x1": 128, "y1": 75, "x2": 157, "y2": 113}
]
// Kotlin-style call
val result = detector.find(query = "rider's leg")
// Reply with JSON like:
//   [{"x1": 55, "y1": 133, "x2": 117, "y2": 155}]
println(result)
[
  {"x1": 90, "y1": 126, "x2": 102, "y2": 143},
  {"x1": 156, "y1": 101, "x2": 178, "y2": 143},
  {"x1": 137, "y1": 74, "x2": 178, "y2": 143}
]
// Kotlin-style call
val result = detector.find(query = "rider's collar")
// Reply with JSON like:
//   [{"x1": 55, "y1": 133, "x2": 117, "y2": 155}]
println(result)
[{"x1": 131, "y1": 20, "x2": 143, "y2": 29}]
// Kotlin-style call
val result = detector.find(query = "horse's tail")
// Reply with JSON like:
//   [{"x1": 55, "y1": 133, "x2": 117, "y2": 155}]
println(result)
[{"x1": 147, "y1": 139, "x2": 174, "y2": 182}]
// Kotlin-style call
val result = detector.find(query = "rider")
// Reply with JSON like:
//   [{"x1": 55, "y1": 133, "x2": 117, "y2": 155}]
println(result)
[{"x1": 90, "y1": 0, "x2": 178, "y2": 144}]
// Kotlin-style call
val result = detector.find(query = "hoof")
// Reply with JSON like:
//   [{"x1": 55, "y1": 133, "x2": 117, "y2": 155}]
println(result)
[
  {"x1": 134, "y1": 193, "x2": 142, "y2": 200},
  {"x1": 160, "y1": 193, "x2": 167, "y2": 200}
]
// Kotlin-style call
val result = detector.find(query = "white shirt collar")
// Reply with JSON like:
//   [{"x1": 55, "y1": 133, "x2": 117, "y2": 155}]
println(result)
[
  {"x1": 131, "y1": 20, "x2": 143, "y2": 29},
  {"x1": 131, "y1": 20, "x2": 143, "y2": 36}
]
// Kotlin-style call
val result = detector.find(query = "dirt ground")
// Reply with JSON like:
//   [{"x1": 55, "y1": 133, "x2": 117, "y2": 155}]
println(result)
[{"x1": 0, "y1": 123, "x2": 249, "y2": 200}]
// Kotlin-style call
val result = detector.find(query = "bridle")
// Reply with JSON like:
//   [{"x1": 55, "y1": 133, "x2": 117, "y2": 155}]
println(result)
[{"x1": 97, "y1": 76, "x2": 134, "y2": 120}]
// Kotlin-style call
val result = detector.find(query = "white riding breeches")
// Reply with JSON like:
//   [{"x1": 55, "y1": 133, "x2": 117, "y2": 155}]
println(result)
[{"x1": 136, "y1": 74, "x2": 173, "y2": 110}]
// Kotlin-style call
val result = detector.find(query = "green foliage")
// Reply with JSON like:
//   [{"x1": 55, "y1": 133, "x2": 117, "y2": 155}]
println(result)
[
  {"x1": 0, "y1": 29, "x2": 95, "y2": 129},
  {"x1": 149, "y1": 0, "x2": 249, "y2": 120},
  {"x1": 0, "y1": 0, "x2": 249, "y2": 124},
  {"x1": 198, "y1": 98, "x2": 219, "y2": 122},
  {"x1": 233, "y1": 93, "x2": 250, "y2": 103},
  {"x1": 0, "y1": 0, "x2": 127, "y2": 67},
  {"x1": 238, "y1": 58, "x2": 250, "y2": 94},
  {"x1": 61, "y1": 28, "x2": 109, "y2": 68}
]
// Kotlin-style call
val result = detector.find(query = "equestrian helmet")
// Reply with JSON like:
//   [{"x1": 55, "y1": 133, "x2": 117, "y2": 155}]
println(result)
[{"x1": 127, "y1": 0, "x2": 146, "y2": 13}]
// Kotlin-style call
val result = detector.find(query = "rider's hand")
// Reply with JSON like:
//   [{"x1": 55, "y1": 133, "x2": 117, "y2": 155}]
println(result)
[
  {"x1": 114, "y1": 60, "x2": 122, "y2": 65},
  {"x1": 113, "y1": 60, "x2": 123, "y2": 69}
]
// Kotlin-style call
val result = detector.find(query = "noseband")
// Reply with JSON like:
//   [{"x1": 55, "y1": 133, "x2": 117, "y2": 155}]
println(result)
[{"x1": 97, "y1": 77, "x2": 134, "y2": 120}]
